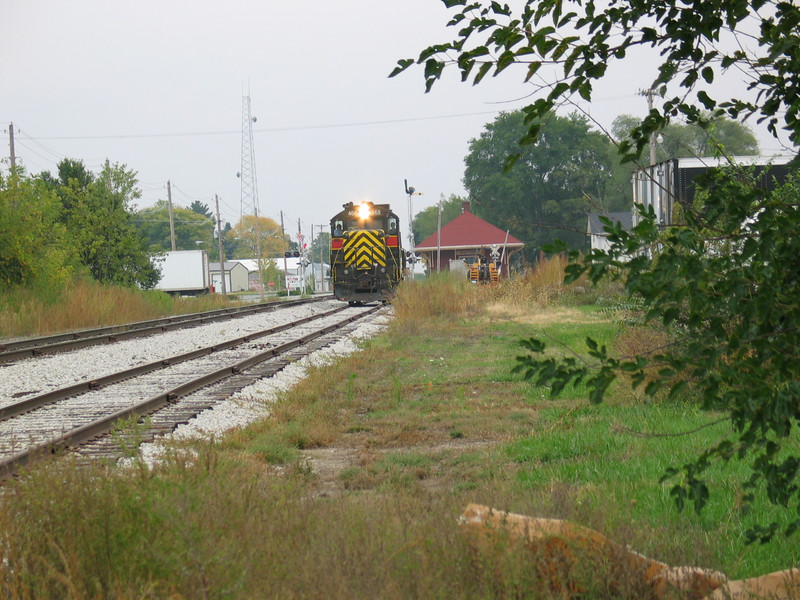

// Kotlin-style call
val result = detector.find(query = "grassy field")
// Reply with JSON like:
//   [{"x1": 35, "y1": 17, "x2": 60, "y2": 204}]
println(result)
[{"x1": 0, "y1": 269, "x2": 797, "y2": 598}]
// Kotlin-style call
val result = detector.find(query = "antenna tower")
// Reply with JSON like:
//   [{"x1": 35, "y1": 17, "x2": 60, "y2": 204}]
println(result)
[{"x1": 239, "y1": 93, "x2": 260, "y2": 221}]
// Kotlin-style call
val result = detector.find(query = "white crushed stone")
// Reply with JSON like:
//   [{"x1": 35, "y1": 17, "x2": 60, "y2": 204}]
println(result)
[
  {"x1": 136, "y1": 311, "x2": 391, "y2": 465},
  {"x1": 0, "y1": 300, "x2": 342, "y2": 407}
]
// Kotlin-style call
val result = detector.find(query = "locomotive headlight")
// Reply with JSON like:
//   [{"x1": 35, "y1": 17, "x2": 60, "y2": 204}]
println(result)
[
  {"x1": 358, "y1": 202, "x2": 371, "y2": 220},
  {"x1": 380, "y1": 267, "x2": 386, "y2": 273},
  {"x1": 343, "y1": 268, "x2": 349, "y2": 275}
]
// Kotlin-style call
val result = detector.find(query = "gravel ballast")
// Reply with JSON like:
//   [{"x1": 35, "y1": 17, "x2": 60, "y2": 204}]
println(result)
[
  {"x1": 0, "y1": 300, "x2": 345, "y2": 407},
  {"x1": 134, "y1": 309, "x2": 391, "y2": 463}
]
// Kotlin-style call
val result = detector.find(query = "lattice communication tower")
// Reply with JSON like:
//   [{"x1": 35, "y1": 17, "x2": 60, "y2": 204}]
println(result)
[{"x1": 239, "y1": 94, "x2": 260, "y2": 221}]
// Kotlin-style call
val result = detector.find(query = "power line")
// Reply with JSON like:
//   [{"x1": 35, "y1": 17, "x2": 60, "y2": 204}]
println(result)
[
  {"x1": 16, "y1": 110, "x2": 505, "y2": 141},
  {"x1": 171, "y1": 183, "x2": 212, "y2": 203}
]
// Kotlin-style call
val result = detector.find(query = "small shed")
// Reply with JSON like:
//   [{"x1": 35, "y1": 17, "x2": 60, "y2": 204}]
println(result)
[
  {"x1": 209, "y1": 261, "x2": 250, "y2": 293},
  {"x1": 414, "y1": 201, "x2": 524, "y2": 276}
]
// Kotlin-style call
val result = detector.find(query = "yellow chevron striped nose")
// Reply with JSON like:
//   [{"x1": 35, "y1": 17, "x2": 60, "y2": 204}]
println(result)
[{"x1": 343, "y1": 230, "x2": 387, "y2": 269}]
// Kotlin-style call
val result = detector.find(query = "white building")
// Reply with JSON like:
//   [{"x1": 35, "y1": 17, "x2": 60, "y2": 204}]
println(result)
[
  {"x1": 587, "y1": 212, "x2": 633, "y2": 254},
  {"x1": 631, "y1": 155, "x2": 793, "y2": 227},
  {"x1": 228, "y1": 258, "x2": 330, "y2": 293}
]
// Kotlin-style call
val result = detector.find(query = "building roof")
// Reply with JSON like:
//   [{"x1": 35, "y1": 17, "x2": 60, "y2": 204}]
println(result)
[
  {"x1": 587, "y1": 212, "x2": 633, "y2": 235},
  {"x1": 228, "y1": 257, "x2": 328, "y2": 273},
  {"x1": 414, "y1": 203, "x2": 524, "y2": 251},
  {"x1": 209, "y1": 261, "x2": 248, "y2": 271}
]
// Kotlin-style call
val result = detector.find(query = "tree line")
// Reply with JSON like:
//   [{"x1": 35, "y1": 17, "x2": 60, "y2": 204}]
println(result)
[
  {"x1": 0, "y1": 160, "x2": 316, "y2": 291},
  {"x1": 2, "y1": 104, "x2": 758, "y2": 294},
  {"x1": 412, "y1": 110, "x2": 757, "y2": 254}
]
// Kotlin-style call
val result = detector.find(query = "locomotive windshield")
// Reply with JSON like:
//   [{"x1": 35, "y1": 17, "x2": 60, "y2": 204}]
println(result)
[{"x1": 346, "y1": 216, "x2": 387, "y2": 230}]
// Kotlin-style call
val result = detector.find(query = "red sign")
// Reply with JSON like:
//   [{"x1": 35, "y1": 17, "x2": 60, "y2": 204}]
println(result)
[{"x1": 268, "y1": 281, "x2": 275, "y2": 288}]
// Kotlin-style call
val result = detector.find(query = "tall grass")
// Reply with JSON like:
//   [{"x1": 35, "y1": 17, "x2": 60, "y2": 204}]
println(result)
[
  {"x1": 0, "y1": 452, "x2": 590, "y2": 599},
  {"x1": 0, "y1": 279, "x2": 237, "y2": 338},
  {"x1": 392, "y1": 272, "x2": 485, "y2": 325},
  {"x1": 490, "y1": 254, "x2": 624, "y2": 308},
  {"x1": 491, "y1": 254, "x2": 571, "y2": 307},
  {"x1": 393, "y1": 255, "x2": 589, "y2": 325}
]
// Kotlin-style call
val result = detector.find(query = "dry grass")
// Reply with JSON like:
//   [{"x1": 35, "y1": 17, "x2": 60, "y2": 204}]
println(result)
[
  {"x1": 489, "y1": 254, "x2": 571, "y2": 307},
  {"x1": 391, "y1": 272, "x2": 486, "y2": 327},
  {"x1": 392, "y1": 255, "x2": 584, "y2": 330},
  {"x1": 0, "y1": 279, "x2": 238, "y2": 338}
]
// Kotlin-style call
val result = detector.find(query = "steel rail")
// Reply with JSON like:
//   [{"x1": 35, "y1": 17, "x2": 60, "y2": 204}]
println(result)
[
  {"x1": 0, "y1": 304, "x2": 381, "y2": 480},
  {"x1": 0, "y1": 296, "x2": 330, "y2": 362},
  {"x1": 0, "y1": 305, "x2": 349, "y2": 422}
]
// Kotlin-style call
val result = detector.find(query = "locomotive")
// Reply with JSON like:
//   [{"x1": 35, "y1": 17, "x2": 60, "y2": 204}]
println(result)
[{"x1": 330, "y1": 201, "x2": 405, "y2": 304}]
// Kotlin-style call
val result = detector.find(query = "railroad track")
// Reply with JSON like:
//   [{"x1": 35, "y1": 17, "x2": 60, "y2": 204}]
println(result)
[
  {"x1": 0, "y1": 302, "x2": 386, "y2": 479},
  {"x1": 0, "y1": 295, "x2": 329, "y2": 363}
]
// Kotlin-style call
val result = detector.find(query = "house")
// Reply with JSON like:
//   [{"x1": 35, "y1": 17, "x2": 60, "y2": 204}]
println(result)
[
  {"x1": 587, "y1": 212, "x2": 633, "y2": 254},
  {"x1": 414, "y1": 201, "x2": 524, "y2": 276},
  {"x1": 209, "y1": 261, "x2": 249, "y2": 293}
]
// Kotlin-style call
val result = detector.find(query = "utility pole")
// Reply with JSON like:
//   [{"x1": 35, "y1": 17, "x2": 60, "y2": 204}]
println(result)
[
  {"x1": 215, "y1": 194, "x2": 227, "y2": 295},
  {"x1": 297, "y1": 218, "x2": 309, "y2": 295},
  {"x1": 317, "y1": 224, "x2": 326, "y2": 292},
  {"x1": 280, "y1": 211, "x2": 289, "y2": 297},
  {"x1": 8, "y1": 123, "x2": 16, "y2": 170},
  {"x1": 640, "y1": 89, "x2": 658, "y2": 166},
  {"x1": 255, "y1": 218, "x2": 264, "y2": 300},
  {"x1": 436, "y1": 196, "x2": 442, "y2": 272},
  {"x1": 167, "y1": 180, "x2": 176, "y2": 251}
]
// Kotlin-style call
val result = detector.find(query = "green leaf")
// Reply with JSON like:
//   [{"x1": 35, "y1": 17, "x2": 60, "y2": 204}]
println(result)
[
  {"x1": 389, "y1": 59, "x2": 414, "y2": 78},
  {"x1": 473, "y1": 61, "x2": 493, "y2": 84},
  {"x1": 697, "y1": 90, "x2": 716, "y2": 110},
  {"x1": 523, "y1": 61, "x2": 541, "y2": 83}
]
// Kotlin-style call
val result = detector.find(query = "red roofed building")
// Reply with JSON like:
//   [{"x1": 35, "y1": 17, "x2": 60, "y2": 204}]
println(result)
[{"x1": 414, "y1": 201, "x2": 524, "y2": 276}]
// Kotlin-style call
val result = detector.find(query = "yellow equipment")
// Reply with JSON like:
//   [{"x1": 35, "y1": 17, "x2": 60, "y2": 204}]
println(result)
[{"x1": 466, "y1": 257, "x2": 499, "y2": 284}]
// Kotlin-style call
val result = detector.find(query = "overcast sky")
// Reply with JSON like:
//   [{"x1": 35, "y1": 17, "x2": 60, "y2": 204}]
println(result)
[{"x1": 2, "y1": 0, "x2": 791, "y2": 245}]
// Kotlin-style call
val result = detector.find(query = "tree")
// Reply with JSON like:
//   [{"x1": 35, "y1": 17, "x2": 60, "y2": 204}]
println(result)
[
  {"x1": 134, "y1": 200, "x2": 216, "y2": 256},
  {"x1": 38, "y1": 158, "x2": 95, "y2": 219},
  {"x1": 58, "y1": 161, "x2": 160, "y2": 288},
  {"x1": 221, "y1": 221, "x2": 237, "y2": 262},
  {"x1": 188, "y1": 200, "x2": 214, "y2": 223},
  {"x1": 309, "y1": 230, "x2": 331, "y2": 263},
  {"x1": 227, "y1": 215, "x2": 287, "y2": 260},
  {"x1": 394, "y1": 0, "x2": 800, "y2": 540},
  {"x1": 612, "y1": 114, "x2": 759, "y2": 162},
  {"x1": 411, "y1": 193, "x2": 466, "y2": 245},
  {"x1": 0, "y1": 170, "x2": 75, "y2": 290},
  {"x1": 464, "y1": 110, "x2": 625, "y2": 254}
]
